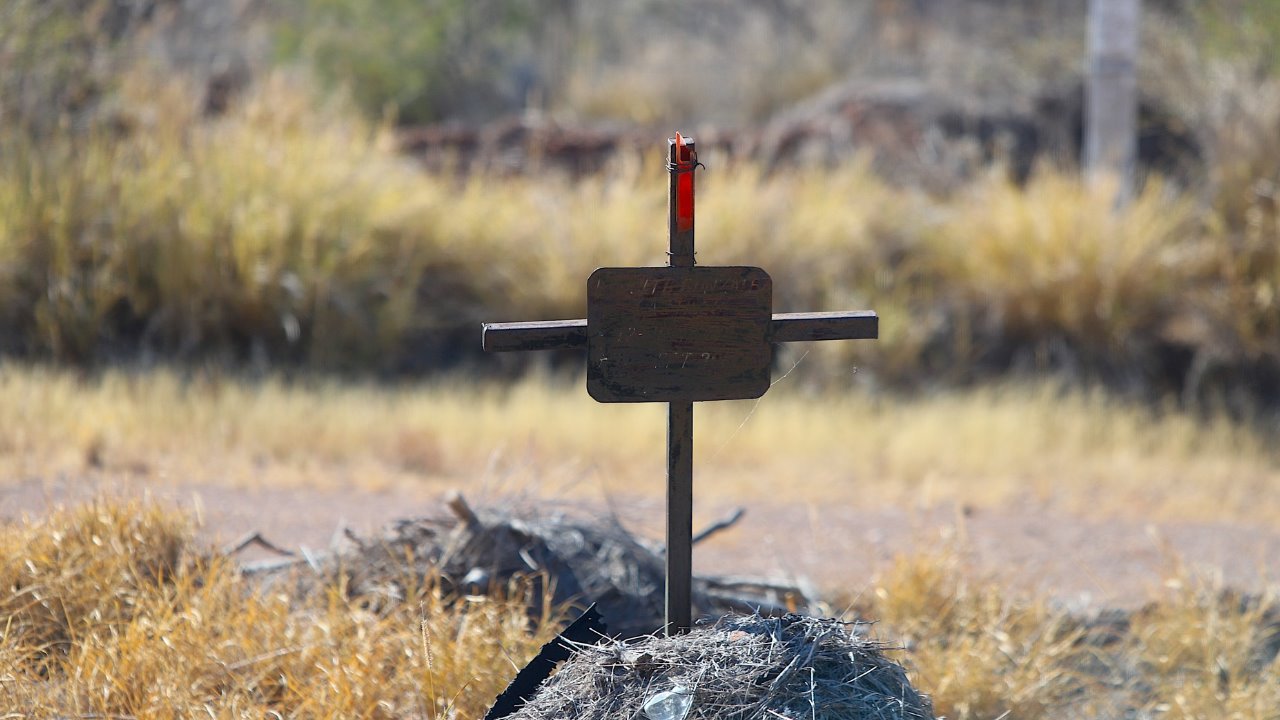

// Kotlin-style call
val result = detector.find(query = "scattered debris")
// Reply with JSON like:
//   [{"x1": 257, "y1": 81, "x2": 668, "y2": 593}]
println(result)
[
  {"x1": 400, "y1": 80, "x2": 1200, "y2": 190},
  {"x1": 222, "y1": 530, "x2": 296, "y2": 558},
  {"x1": 236, "y1": 493, "x2": 809, "y2": 638},
  {"x1": 689, "y1": 507, "x2": 745, "y2": 546},
  {"x1": 507, "y1": 613, "x2": 934, "y2": 720}
]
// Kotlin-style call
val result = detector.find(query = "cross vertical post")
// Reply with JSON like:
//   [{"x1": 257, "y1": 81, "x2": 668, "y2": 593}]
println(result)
[
  {"x1": 480, "y1": 132, "x2": 879, "y2": 639},
  {"x1": 666, "y1": 134, "x2": 697, "y2": 635}
]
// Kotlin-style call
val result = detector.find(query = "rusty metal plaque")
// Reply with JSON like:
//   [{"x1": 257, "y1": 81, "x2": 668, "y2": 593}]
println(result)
[{"x1": 586, "y1": 266, "x2": 772, "y2": 403}]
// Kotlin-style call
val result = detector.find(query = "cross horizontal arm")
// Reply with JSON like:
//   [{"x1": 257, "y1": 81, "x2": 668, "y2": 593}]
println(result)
[
  {"x1": 483, "y1": 311, "x2": 877, "y2": 353},
  {"x1": 768, "y1": 311, "x2": 878, "y2": 343},
  {"x1": 482, "y1": 319, "x2": 588, "y2": 352}
]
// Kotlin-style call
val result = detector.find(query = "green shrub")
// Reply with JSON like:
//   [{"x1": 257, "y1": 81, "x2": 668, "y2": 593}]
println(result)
[{"x1": 274, "y1": 0, "x2": 551, "y2": 123}]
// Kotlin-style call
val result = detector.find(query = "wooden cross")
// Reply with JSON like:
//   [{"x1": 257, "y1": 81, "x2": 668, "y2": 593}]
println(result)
[{"x1": 482, "y1": 134, "x2": 877, "y2": 635}]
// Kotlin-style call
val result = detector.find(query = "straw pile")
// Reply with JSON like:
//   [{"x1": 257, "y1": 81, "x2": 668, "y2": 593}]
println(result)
[{"x1": 508, "y1": 613, "x2": 934, "y2": 720}]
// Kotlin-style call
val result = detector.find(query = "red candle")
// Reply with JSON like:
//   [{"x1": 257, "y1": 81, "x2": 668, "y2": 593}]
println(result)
[{"x1": 675, "y1": 132, "x2": 695, "y2": 234}]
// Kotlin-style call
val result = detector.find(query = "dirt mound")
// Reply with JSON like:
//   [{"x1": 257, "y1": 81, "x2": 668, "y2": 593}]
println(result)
[{"x1": 508, "y1": 613, "x2": 933, "y2": 720}]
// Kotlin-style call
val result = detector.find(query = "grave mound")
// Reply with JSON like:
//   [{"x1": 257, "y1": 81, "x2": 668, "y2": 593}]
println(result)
[{"x1": 508, "y1": 613, "x2": 934, "y2": 720}]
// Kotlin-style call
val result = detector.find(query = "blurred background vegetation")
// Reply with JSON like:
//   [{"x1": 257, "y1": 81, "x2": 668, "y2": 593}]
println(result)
[
  {"x1": 4, "y1": 7, "x2": 1280, "y2": 715},
  {"x1": 1, "y1": 0, "x2": 1279, "y2": 410}
]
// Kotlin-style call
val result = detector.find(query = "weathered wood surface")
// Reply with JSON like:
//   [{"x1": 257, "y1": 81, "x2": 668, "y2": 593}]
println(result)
[
  {"x1": 666, "y1": 401, "x2": 694, "y2": 635},
  {"x1": 586, "y1": 266, "x2": 773, "y2": 403},
  {"x1": 482, "y1": 319, "x2": 587, "y2": 352},
  {"x1": 769, "y1": 310, "x2": 878, "y2": 342},
  {"x1": 482, "y1": 310, "x2": 878, "y2": 355},
  {"x1": 479, "y1": 134, "x2": 880, "y2": 642}
]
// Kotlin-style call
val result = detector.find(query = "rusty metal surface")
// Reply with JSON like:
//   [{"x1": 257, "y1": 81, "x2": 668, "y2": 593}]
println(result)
[{"x1": 586, "y1": 266, "x2": 772, "y2": 403}]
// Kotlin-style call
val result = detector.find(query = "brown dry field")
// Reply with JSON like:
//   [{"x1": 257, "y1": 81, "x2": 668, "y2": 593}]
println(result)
[
  {"x1": 6, "y1": 471, "x2": 1279, "y2": 613},
  {"x1": 5, "y1": 369, "x2": 1279, "y2": 614}
]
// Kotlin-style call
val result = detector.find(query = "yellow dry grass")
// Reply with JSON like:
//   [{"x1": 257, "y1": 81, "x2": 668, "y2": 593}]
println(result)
[
  {"x1": 3, "y1": 498, "x2": 1276, "y2": 719},
  {"x1": 858, "y1": 549, "x2": 1092, "y2": 719},
  {"x1": 925, "y1": 171, "x2": 1205, "y2": 367},
  {"x1": 0, "y1": 73, "x2": 915, "y2": 369},
  {"x1": 1125, "y1": 571, "x2": 1280, "y2": 719},
  {"x1": 4, "y1": 67, "x2": 1276, "y2": 389},
  {"x1": 0, "y1": 498, "x2": 563, "y2": 718},
  {"x1": 853, "y1": 547, "x2": 1280, "y2": 720},
  {"x1": 2, "y1": 366, "x2": 1278, "y2": 524},
  {"x1": 3, "y1": 9, "x2": 1279, "y2": 719}
]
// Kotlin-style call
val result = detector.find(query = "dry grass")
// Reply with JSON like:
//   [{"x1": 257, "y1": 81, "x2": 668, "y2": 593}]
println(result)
[
  {"x1": 0, "y1": 72, "x2": 467, "y2": 369},
  {"x1": 925, "y1": 172, "x2": 1203, "y2": 372},
  {"x1": 0, "y1": 498, "x2": 564, "y2": 718},
  {"x1": 508, "y1": 613, "x2": 932, "y2": 720},
  {"x1": 1127, "y1": 572, "x2": 1280, "y2": 719},
  {"x1": 854, "y1": 549, "x2": 1091, "y2": 719},
  {"x1": 846, "y1": 546, "x2": 1280, "y2": 720},
  {"x1": 1, "y1": 3, "x2": 1278, "y2": 409},
  {"x1": 0, "y1": 83, "x2": 911, "y2": 371},
  {"x1": 2, "y1": 366, "x2": 1278, "y2": 524},
  {"x1": 4, "y1": 6, "x2": 1280, "y2": 718},
  {"x1": 2, "y1": 64, "x2": 1278, "y2": 396},
  {"x1": 3, "y1": 498, "x2": 1276, "y2": 719}
]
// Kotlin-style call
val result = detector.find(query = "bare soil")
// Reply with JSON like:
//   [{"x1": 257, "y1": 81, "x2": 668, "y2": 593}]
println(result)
[{"x1": 4, "y1": 474, "x2": 1278, "y2": 610}]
